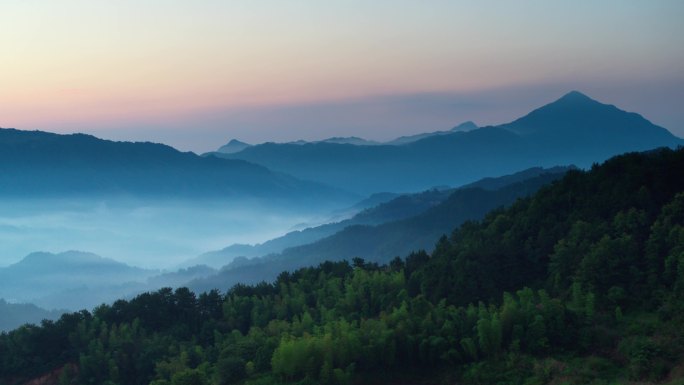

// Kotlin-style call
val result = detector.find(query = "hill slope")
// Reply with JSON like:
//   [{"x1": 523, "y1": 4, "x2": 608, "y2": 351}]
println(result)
[
  {"x1": 0, "y1": 251, "x2": 222, "y2": 312},
  {"x1": 189, "y1": 168, "x2": 568, "y2": 292},
  {"x1": 386, "y1": 121, "x2": 478, "y2": 145},
  {"x1": 0, "y1": 300, "x2": 64, "y2": 333},
  {"x1": 0, "y1": 128, "x2": 353, "y2": 207},
  {"x1": 184, "y1": 166, "x2": 571, "y2": 269},
  {"x1": 0, "y1": 251, "x2": 155, "y2": 308}
]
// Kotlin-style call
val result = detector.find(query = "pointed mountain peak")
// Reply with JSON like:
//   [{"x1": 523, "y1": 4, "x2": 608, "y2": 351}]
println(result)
[
  {"x1": 501, "y1": 90, "x2": 611, "y2": 136},
  {"x1": 500, "y1": 90, "x2": 680, "y2": 142},
  {"x1": 558, "y1": 90, "x2": 593, "y2": 101},
  {"x1": 548, "y1": 90, "x2": 604, "y2": 108},
  {"x1": 501, "y1": 91, "x2": 608, "y2": 137},
  {"x1": 451, "y1": 121, "x2": 478, "y2": 132},
  {"x1": 217, "y1": 139, "x2": 251, "y2": 154}
]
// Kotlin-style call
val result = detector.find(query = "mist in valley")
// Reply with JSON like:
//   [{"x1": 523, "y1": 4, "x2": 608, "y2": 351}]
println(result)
[
  {"x1": 0, "y1": 198, "x2": 326, "y2": 270},
  {"x1": 0, "y1": 197, "x2": 343, "y2": 318}
]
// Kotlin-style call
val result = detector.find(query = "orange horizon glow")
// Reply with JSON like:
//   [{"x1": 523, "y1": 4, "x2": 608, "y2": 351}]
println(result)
[{"x1": 1, "y1": 1, "x2": 682, "y2": 151}]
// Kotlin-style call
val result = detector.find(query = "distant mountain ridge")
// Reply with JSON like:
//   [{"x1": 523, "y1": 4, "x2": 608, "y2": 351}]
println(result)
[
  {"x1": 0, "y1": 251, "x2": 219, "y2": 312},
  {"x1": 210, "y1": 92, "x2": 682, "y2": 195},
  {"x1": 319, "y1": 136, "x2": 379, "y2": 146},
  {"x1": 0, "y1": 128, "x2": 354, "y2": 207},
  {"x1": 5, "y1": 251, "x2": 150, "y2": 278},
  {"x1": 214, "y1": 122, "x2": 478, "y2": 153},
  {"x1": 0, "y1": 251, "x2": 156, "y2": 308},
  {"x1": 386, "y1": 121, "x2": 478, "y2": 145},
  {"x1": 0, "y1": 299, "x2": 64, "y2": 332}
]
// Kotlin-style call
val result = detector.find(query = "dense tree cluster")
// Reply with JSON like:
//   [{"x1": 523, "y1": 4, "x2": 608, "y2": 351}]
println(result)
[{"x1": 1, "y1": 148, "x2": 683, "y2": 384}]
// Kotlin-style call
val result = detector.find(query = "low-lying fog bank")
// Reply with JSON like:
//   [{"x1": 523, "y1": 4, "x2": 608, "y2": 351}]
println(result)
[{"x1": 0, "y1": 198, "x2": 325, "y2": 269}]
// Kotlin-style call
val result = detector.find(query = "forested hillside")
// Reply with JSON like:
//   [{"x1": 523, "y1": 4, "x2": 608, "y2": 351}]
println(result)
[{"x1": 1, "y1": 148, "x2": 683, "y2": 385}]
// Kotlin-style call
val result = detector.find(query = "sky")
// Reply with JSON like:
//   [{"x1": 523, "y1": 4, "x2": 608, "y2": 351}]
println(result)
[{"x1": 1, "y1": 1, "x2": 682, "y2": 153}]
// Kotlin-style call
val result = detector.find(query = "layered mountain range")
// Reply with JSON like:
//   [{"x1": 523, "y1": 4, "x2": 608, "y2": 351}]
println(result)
[
  {"x1": 210, "y1": 91, "x2": 682, "y2": 195},
  {"x1": 188, "y1": 166, "x2": 571, "y2": 293},
  {"x1": 186, "y1": 166, "x2": 572, "y2": 269},
  {"x1": 0, "y1": 90, "x2": 682, "y2": 320},
  {"x1": 0, "y1": 129, "x2": 353, "y2": 208}
]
